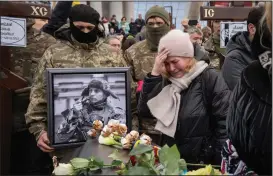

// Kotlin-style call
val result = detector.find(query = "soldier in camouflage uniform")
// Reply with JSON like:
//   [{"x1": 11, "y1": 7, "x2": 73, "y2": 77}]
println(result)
[
  {"x1": 10, "y1": 19, "x2": 56, "y2": 86},
  {"x1": 57, "y1": 79, "x2": 126, "y2": 143},
  {"x1": 9, "y1": 18, "x2": 57, "y2": 174},
  {"x1": 124, "y1": 5, "x2": 171, "y2": 144},
  {"x1": 25, "y1": 5, "x2": 128, "y2": 157},
  {"x1": 203, "y1": 20, "x2": 226, "y2": 70}
]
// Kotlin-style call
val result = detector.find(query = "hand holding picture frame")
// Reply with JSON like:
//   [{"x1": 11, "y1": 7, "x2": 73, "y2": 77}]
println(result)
[{"x1": 46, "y1": 67, "x2": 132, "y2": 149}]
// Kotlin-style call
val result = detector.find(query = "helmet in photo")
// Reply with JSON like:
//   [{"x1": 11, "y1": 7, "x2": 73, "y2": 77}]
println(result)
[{"x1": 81, "y1": 79, "x2": 119, "y2": 99}]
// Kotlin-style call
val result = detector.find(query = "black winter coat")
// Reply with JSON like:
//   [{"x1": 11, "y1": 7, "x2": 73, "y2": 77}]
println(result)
[
  {"x1": 222, "y1": 32, "x2": 256, "y2": 90},
  {"x1": 227, "y1": 61, "x2": 272, "y2": 175},
  {"x1": 129, "y1": 22, "x2": 138, "y2": 36},
  {"x1": 138, "y1": 67, "x2": 230, "y2": 165}
]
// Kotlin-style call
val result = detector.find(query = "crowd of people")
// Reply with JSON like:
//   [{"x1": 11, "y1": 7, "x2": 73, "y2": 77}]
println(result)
[{"x1": 10, "y1": 1, "x2": 271, "y2": 175}]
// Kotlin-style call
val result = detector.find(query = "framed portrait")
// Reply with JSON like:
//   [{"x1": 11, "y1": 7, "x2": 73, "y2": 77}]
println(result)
[{"x1": 46, "y1": 67, "x2": 131, "y2": 148}]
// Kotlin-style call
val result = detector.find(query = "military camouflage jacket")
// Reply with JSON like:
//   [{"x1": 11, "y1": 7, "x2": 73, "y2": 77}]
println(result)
[
  {"x1": 57, "y1": 101, "x2": 125, "y2": 143},
  {"x1": 124, "y1": 39, "x2": 160, "y2": 136},
  {"x1": 124, "y1": 40, "x2": 157, "y2": 82},
  {"x1": 203, "y1": 34, "x2": 226, "y2": 70},
  {"x1": 10, "y1": 27, "x2": 57, "y2": 84},
  {"x1": 25, "y1": 31, "x2": 126, "y2": 141},
  {"x1": 10, "y1": 27, "x2": 56, "y2": 133}
]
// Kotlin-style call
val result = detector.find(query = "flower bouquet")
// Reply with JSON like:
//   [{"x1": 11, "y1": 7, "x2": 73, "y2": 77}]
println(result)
[
  {"x1": 87, "y1": 119, "x2": 152, "y2": 150},
  {"x1": 52, "y1": 119, "x2": 223, "y2": 175},
  {"x1": 52, "y1": 143, "x2": 222, "y2": 175}
]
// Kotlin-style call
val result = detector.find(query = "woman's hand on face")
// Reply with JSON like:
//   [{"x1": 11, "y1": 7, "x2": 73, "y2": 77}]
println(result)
[{"x1": 151, "y1": 47, "x2": 170, "y2": 76}]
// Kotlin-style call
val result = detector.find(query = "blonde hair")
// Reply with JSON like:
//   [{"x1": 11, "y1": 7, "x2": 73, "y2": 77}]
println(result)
[
  {"x1": 162, "y1": 57, "x2": 197, "y2": 78},
  {"x1": 259, "y1": 2, "x2": 272, "y2": 50},
  {"x1": 265, "y1": 2, "x2": 272, "y2": 33},
  {"x1": 104, "y1": 36, "x2": 120, "y2": 44}
]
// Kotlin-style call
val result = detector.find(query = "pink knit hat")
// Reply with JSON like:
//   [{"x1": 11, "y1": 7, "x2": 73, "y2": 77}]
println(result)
[{"x1": 158, "y1": 29, "x2": 194, "y2": 58}]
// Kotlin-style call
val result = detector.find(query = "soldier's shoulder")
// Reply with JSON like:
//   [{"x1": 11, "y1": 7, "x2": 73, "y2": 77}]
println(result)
[
  {"x1": 127, "y1": 40, "x2": 147, "y2": 52},
  {"x1": 99, "y1": 42, "x2": 112, "y2": 51},
  {"x1": 203, "y1": 36, "x2": 214, "y2": 51},
  {"x1": 125, "y1": 40, "x2": 149, "y2": 59},
  {"x1": 108, "y1": 106, "x2": 125, "y2": 115},
  {"x1": 43, "y1": 40, "x2": 74, "y2": 58}
]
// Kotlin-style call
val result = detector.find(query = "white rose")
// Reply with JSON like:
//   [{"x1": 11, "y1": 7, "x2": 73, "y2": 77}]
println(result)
[
  {"x1": 140, "y1": 134, "x2": 152, "y2": 145},
  {"x1": 121, "y1": 137, "x2": 132, "y2": 149},
  {"x1": 53, "y1": 163, "x2": 74, "y2": 175},
  {"x1": 130, "y1": 130, "x2": 139, "y2": 141},
  {"x1": 108, "y1": 119, "x2": 120, "y2": 126}
]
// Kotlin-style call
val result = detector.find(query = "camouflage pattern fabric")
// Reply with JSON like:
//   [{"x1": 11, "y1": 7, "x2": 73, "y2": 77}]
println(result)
[
  {"x1": 124, "y1": 40, "x2": 157, "y2": 82},
  {"x1": 10, "y1": 28, "x2": 57, "y2": 85},
  {"x1": 10, "y1": 27, "x2": 57, "y2": 133},
  {"x1": 203, "y1": 34, "x2": 226, "y2": 70},
  {"x1": 124, "y1": 39, "x2": 161, "y2": 137},
  {"x1": 25, "y1": 33, "x2": 139, "y2": 158},
  {"x1": 25, "y1": 35, "x2": 127, "y2": 140},
  {"x1": 57, "y1": 103, "x2": 126, "y2": 143}
]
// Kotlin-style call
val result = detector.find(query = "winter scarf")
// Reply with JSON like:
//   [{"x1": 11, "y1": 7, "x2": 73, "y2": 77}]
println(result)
[{"x1": 147, "y1": 61, "x2": 208, "y2": 138}]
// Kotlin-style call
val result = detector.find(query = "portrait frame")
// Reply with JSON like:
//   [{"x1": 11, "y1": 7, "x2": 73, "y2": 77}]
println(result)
[{"x1": 46, "y1": 67, "x2": 132, "y2": 149}]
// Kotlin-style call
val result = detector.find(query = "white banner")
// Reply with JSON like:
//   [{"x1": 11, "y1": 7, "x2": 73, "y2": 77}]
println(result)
[
  {"x1": 220, "y1": 21, "x2": 247, "y2": 48},
  {"x1": 1, "y1": 16, "x2": 27, "y2": 47}
]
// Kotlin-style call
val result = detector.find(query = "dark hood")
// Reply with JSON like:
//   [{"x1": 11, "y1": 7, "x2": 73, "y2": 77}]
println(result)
[
  {"x1": 226, "y1": 31, "x2": 252, "y2": 55},
  {"x1": 54, "y1": 23, "x2": 73, "y2": 43}
]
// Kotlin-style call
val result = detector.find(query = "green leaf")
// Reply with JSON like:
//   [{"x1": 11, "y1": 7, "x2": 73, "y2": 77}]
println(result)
[
  {"x1": 126, "y1": 166, "x2": 152, "y2": 175},
  {"x1": 108, "y1": 149, "x2": 123, "y2": 161},
  {"x1": 159, "y1": 144, "x2": 180, "y2": 175},
  {"x1": 129, "y1": 144, "x2": 153, "y2": 156},
  {"x1": 113, "y1": 144, "x2": 123, "y2": 149},
  {"x1": 158, "y1": 145, "x2": 170, "y2": 166},
  {"x1": 111, "y1": 160, "x2": 123, "y2": 167},
  {"x1": 70, "y1": 158, "x2": 89, "y2": 169},
  {"x1": 90, "y1": 157, "x2": 104, "y2": 169},
  {"x1": 113, "y1": 135, "x2": 122, "y2": 142},
  {"x1": 178, "y1": 159, "x2": 187, "y2": 171},
  {"x1": 209, "y1": 165, "x2": 215, "y2": 175},
  {"x1": 88, "y1": 166, "x2": 100, "y2": 171}
]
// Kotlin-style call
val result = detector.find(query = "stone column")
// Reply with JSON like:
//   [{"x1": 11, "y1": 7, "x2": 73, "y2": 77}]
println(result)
[
  {"x1": 109, "y1": 2, "x2": 123, "y2": 21},
  {"x1": 90, "y1": 1, "x2": 102, "y2": 17},
  {"x1": 102, "y1": 2, "x2": 110, "y2": 19},
  {"x1": 123, "y1": 1, "x2": 134, "y2": 20}
]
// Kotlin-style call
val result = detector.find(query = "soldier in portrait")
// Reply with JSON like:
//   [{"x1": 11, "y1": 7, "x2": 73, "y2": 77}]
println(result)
[{"x1": 56, "y1": 79, "x2": 125, "y2": 143}]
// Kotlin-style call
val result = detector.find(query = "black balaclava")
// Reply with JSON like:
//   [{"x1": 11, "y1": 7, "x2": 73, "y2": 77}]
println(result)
[{"x1": 69, "y1": 4, "x2": 100, "y2": 44}]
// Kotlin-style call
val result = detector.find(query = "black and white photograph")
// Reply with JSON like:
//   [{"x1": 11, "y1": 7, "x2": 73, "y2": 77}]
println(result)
[{"x1": 46, "y1": 68, "x2": 131, "y2": 148}]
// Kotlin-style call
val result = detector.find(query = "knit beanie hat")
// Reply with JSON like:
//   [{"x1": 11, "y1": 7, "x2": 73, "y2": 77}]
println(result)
[
  {"x1": 69, "y1": 4, "x2": 100, "y2": 25},
  {"x1": 145, "y1": 5, "x2": 170, "y2": 25},
  {"x1": 158, "y1": 29, "x2": 194, "y2": 58}
]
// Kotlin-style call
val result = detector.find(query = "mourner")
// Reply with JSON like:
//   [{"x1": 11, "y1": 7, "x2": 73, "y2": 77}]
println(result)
[
  {"x1": 25, "y1": 4, "x2": 126, "y2": 154},
  {"x1": 138, "y1": 30, "x2": 230, "y2": 165},
  {"x1": 223, "y1": 2, "x2": 272, "y2": 175}
]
